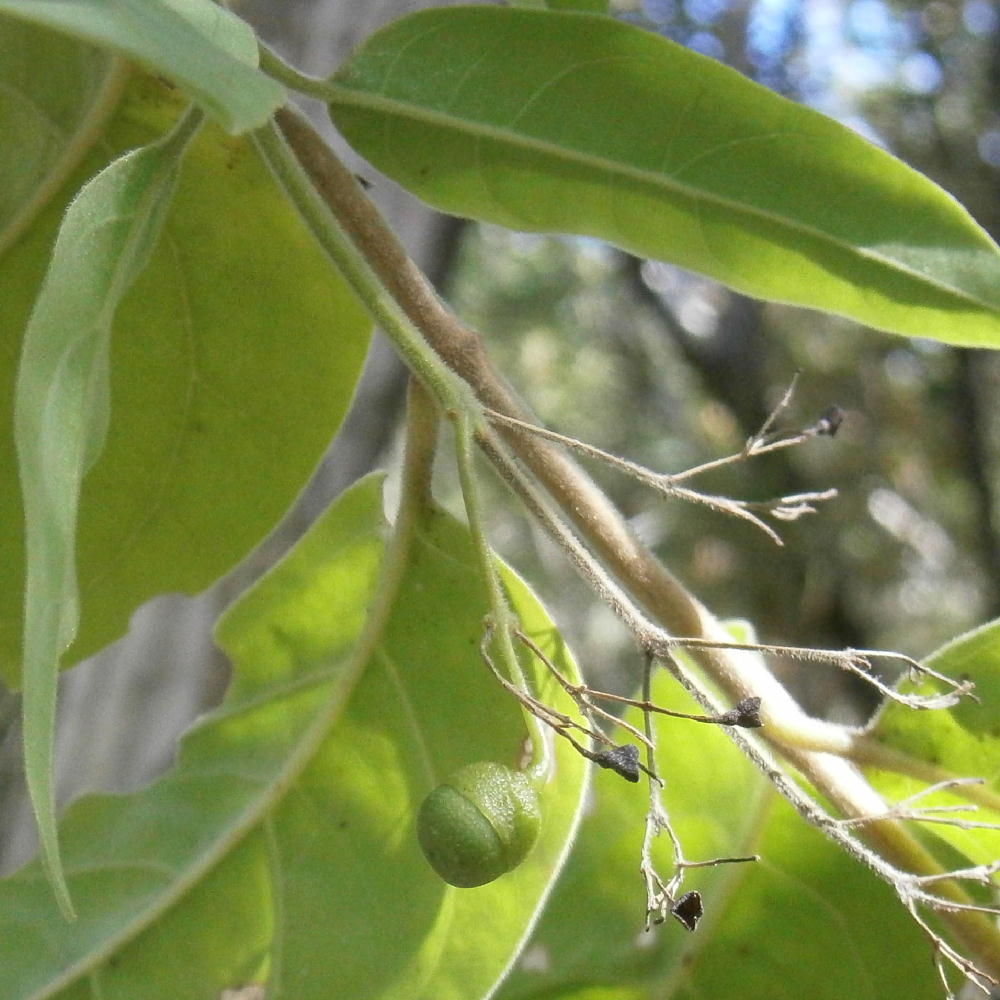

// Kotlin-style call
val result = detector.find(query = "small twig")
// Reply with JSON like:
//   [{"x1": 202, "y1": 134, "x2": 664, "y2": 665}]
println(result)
[
  {"x1": 509, "y1": 628, "x2": 762, "y2": 790},
  {"x1": 590, "y1": 688, "x2": 764, "y2": 729},
  {"x1": 513, "y1": 629, "x2": 761, "y2": 731},
  {"x1": 897, "y1": 778, "x2": 989, "y2": 806},
  {"x1": 906, "y1": 902, "x2": 1000, "y2": 997},
  {"x1": 509, "y1": 629, "x2": 652, "y2": 753},
  {"x1": 836, "y1": 806, "x2": 1000, "y2": 833},
  {"x1": 480, "y1": 623, "x2": 657, "y2": 781},
  {"x1": 673, "y1": 388, "x2": 842, "y2": 482},
  {"x1": 483, "y1": 396, "x2": 840, "y2": 546},
  {"x1": 639, "y1": 652, "x2": 674, "y2": 927},
  {"x1": 912, "y1": 861, "x2": 1000, "y2": 888},
  {"x1": 911, "y1": 895, "x2": 1000, "y2": 919},
  {"x1": 648, "y1": 636, "x2": 976, "y2": 711},
  {"x1": 635, "y1": 653, "x2": 758, "y2": 930}
]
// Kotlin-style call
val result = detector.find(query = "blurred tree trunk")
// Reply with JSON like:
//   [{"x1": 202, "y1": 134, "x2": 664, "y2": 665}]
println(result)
[{"x1": 0, "y1": 0, "x2": 462, "y2": 873}]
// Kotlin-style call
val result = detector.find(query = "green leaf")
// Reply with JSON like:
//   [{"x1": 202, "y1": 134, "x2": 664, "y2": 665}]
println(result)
[
  {"x1": 665, "y1": 797, "x2": 941, "y2": 1000},
  {"x1": 14, "y1": 100, "x2": 202, "y2": 918},
  {"x1": 0, "y1": 0, "x2": 284, "y2": 134},
  {"x1": 2, "y1": 71, "x2": 372, "y2": 913},
  {"x1": 0, "y1": 14, "x2": 124, "y2": 255},
  {"x1": 498, "y1": 667, "x2": 939, "y2": 999},
  {"x1": 1, "y1": 71, "x2": 372, "y2": 686},
  {"x1": 0, "y1": 475, "x2": 589, "y2": 1000},
  {"x1": 867, "y1": 619, "x2": 1000, "y2": 868},
  {"x1": 328, "y1": 7, "x2": 1000, "y2": 348}
]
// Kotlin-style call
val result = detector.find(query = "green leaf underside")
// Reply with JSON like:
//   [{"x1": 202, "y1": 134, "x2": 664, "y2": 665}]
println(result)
[
  {"x1": 0, "y1": 0, "x2": 284, "y2": 134},
  {"x1": 868, "y1": 619, "x2": 1000, "y2": 869},
  {"x1": 0, "y1": 71, "x2": 372, "y2": 687},
  {"x1": 0, "y1": 15, "x2": 125, "y2": 256},
  {"x1": 0, "y1": 476, "x2": 589, "y2": 1000},
  {"x1": 329, "y1": 6, "x2": 1000, "y2": 347},
  {"x1": 498, "y1": 665, "x2": 939, "y2": 999},
  {"x1": 15, "y1": 95, "x2": 201, "y2": 917}
]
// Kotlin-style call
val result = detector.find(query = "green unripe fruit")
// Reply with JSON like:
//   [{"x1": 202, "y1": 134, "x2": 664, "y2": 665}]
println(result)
[{"x1": 417, "y1": 761, "x2": 541, "y2": 888}]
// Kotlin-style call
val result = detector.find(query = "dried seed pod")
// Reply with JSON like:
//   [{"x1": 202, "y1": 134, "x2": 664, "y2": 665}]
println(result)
[{"x1": 417, "y1": 762, "x2": 541, "y2": 888}]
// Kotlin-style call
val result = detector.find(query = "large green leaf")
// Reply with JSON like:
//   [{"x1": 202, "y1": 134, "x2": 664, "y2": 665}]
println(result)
[
  {"x1": 666, "y1": 796, "x2": 941, "y2": 1000},
  {"x1": 328, "y1": 6, "x2": 1000, "y2": 348},
  {"x1": 0, "y1": 71, "x2": 372, "y2": 686},
  {"x1": 0, "y1": 0, "x2": 284, "y2": 134},
  {"x1": 0, "y1": 15, "x2": 124, "y2": 255},
  {"x1": 867, "y1": 619, "x2": 1000, "y2": 868},
  {"x1": 0, "y1": 475, "x2": 588, "y2": 1000},
  {"x1": 498, "y1": 667, "x2": 939, "y2": 999},
  {"x1": 15, "y1": 88, "x2": 201, "y2": 919}
]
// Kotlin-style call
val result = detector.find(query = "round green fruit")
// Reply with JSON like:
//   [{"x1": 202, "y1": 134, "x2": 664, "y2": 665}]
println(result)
[{"x1": 417, "y1": 761, "x2": 541, "y2": 888}]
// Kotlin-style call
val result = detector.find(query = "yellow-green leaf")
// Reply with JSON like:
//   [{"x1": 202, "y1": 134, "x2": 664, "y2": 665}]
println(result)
[
  {"x1": 867, "y1": 619, "x2": 1000, "y2": 869},
  {"x1": 329, "y1": 7, "x2": 1000, "y2": 347},
  {"x1": 0, "y1": 476, "x2": 589, "y2": 1000},
  {"x1": 0, "y1": 0, "x2": 284, "y2": 133},
  {"x1": 0, "y1": 14, "x2": 124, "y2": 255}
]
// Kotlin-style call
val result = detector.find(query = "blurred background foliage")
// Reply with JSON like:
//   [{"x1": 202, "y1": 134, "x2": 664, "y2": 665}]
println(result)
[{"x1": 433, "y1": 0, "x2": 1000, "y2": 719}]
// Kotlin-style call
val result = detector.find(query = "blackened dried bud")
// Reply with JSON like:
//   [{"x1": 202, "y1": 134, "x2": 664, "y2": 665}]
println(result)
[
  {"x1": 716, "y1": 696, "x2": 763, "y2": 728},
  {"x1": 671, "y1": 890, "x2": 703, "y2": 931},
  {"x1": 593, "y1": 743, "x2": 641, "y2": 782},
  {"x1": 815, "y1": 405, "x2": 844, "y2": 437},
  {"x1": 734, "y1": 695, "x2": 763, "y2": 728}
]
